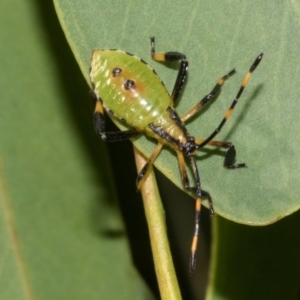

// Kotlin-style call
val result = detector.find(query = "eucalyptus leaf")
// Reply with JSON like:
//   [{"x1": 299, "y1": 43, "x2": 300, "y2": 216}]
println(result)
[{"x1": 55, "y1": 0, "x2": 300, "y2": 224}]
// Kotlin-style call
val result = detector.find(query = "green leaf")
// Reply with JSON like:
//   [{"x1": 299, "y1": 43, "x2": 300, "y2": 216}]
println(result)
[
  {"x1": 51, "y1": 1, "x2": 300, "y2": 299},
  {"x1": 207, "y1": 213, "x2": 300, "y2": 300},
  {"x1": 0, "y1": 1, "x2": 153, "y2": 299},
  {"x1": 54, "y1": 0, "x2": 300, "y2": 224}
]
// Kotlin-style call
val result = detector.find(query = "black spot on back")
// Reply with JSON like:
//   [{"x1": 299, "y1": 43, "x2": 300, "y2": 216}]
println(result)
[
  {"x1": 112, "y1": 67, "x2": 122, "y2": 77},
  {"x1": 124, "y1": 79, "x2": 135, "y2": 90}
]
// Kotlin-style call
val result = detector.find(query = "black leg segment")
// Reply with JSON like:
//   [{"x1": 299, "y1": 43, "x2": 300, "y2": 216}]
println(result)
[
  {"x1": 181, "y1": 69, "x2": 236, "y2": 122},
  {"x1": 93, "y1": 100, "x2": 140, "y2": 142},
  {"x1": 224, "y1": 145, "x2": 246, "y2": 169},
  {"x1": 150, "y1": 36, "x2": 188, "y2": 104},
  {"x1": 136, "y1": 144, "x2": 163, "y2": 189}
]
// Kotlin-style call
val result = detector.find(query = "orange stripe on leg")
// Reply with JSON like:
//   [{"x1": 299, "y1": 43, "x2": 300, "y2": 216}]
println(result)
[
  {"x1": 94, "y1": 100, "x2": 104, "y2": 114},
  {"x1": 136, "y1": 143, "x2": 163, "y2": 190},
  {"x1": 242, "y1": 72, "x2": 251, "y2": 87},
  {"x1": 217, "y1": 78, "x2": 225, "y2": 85},
  {"x1": 224, "y1": 107, "x2": 233, "y2": 120},
  {"x1": 190, "y1": 197, "x2": 202, "y2": 275},
  {"x1": 153, "y1": 53, "x2": 166, "y2": 61}
]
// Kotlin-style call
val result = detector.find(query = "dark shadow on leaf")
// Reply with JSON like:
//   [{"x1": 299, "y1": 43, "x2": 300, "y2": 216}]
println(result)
[
  {"x1": 223, "y1": 84, "x2": 264, "y2": 141},
  {"x1": 33, "y1": 2, "x2": 159, "y2": 298}
]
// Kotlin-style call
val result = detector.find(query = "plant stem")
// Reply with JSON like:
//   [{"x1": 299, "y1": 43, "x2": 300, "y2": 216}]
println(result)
[{"x1": 134, "y1": 146, "x2": 182, "y2": 300}]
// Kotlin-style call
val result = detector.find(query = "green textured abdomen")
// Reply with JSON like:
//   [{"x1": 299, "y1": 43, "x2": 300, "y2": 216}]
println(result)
[{"x1": 90, "y1": 49, "x2": 172, "y2": 130}]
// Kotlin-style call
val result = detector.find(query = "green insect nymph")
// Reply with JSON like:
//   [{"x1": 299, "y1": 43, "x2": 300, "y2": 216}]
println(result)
[{"x1": 90, "y1": 37, "x2": 263, "y2": 275}]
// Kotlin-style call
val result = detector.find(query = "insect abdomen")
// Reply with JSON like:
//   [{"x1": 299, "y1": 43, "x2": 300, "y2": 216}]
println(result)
[{"x1": 90, "y1": 49, "x2": 172, "y2": 130}]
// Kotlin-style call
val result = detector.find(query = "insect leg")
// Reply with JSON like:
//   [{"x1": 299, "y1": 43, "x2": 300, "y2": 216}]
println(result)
[
  {"x1": 195, "y1": 139, "x2": 231, "y2": 148},
  {"x1": 136, "y1": 143, "x2": 164, "y2": 189},
  {"x1": 201, "y1": 189, "x2": 214, "y2": 214},
  {"x1": 188, "y1": 154, "x2": 202, "y2": 275},
  {"x1": 195, "y1": 139, "x2": 246, "y2": 168},
  {"x1": 177, "y1": 151, "x2": 214, "y2": 214},
  {"x1": 177, "y1": 149, "x2": 215, "y2": 274},
  {"x1": 94, "y1": 100, "x2": 140, "y2": 141},
  {"x1": 196, "y1": 53, "x2": 263, "y2": 149},
  {"x1": 181, "y1": 69, "x2": 236, "y2": 123},
  {"x1": 149, "y1": 108, "x2": 214, "y2": 206},
  {"x1": 177, "y1": 150, "x2": 190, "y2": 189},
  {"x1": 167, "y1": 107, "x2": 240, "y2": 171},
  {"x1": 150, "y1": 37, "x2": 188, "y2": 104},
  {"x1": 167, "y1": 106, "x2": 188, "y2": 136}
]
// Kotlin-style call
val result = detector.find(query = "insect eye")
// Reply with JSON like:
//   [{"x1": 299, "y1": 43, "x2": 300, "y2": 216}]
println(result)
[
  {"x1": 124, "y1": 79, "x2": 135, "y2": 90},
  {"x1": 112, "y1": 67, "x2": 122, "y2": 77}
]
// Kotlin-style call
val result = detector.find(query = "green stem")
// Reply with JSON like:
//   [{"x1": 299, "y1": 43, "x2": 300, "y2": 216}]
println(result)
[{"x1": 134, "y1": 146, "x2": 182, "y2": 300}]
